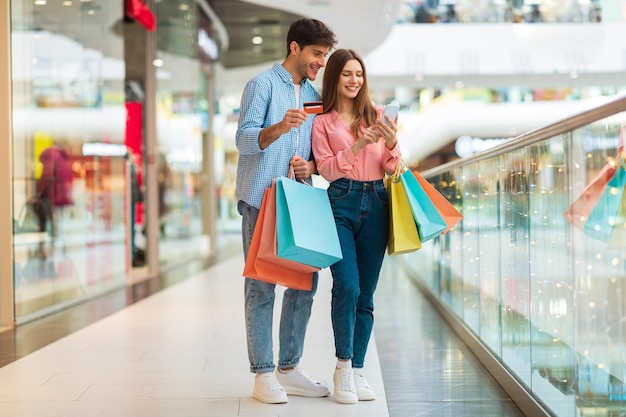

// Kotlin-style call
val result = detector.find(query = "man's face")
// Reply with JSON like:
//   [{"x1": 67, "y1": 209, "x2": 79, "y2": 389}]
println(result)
[{"x1": 294, "y1": 43, "x2": 330, "y2": 81}]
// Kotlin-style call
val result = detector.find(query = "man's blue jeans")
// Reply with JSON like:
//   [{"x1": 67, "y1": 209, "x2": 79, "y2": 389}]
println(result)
[
  {"x1": 327, "y1": 178, "x2": 389, "y2": 369},
  {"x1": 240, "y1": 200, "x2": 319, "y2": 374}
]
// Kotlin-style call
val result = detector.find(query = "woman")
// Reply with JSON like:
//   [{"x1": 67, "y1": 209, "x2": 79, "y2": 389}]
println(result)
[{"x1": 312, "y1": 49, "x2": 401, "y2": 404}]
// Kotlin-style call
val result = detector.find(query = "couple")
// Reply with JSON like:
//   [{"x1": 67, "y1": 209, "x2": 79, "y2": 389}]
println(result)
[{"x1": 235, "y1": 18, "x2": 401, "y2": 405}]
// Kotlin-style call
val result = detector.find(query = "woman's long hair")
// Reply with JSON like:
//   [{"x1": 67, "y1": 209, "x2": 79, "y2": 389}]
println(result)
[{"x1": 321, "y1": 49, "x2": 378, "y2": 138}]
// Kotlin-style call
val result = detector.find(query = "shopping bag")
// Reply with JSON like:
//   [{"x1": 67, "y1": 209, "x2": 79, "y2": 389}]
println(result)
[
  {"x1": 387, "y1": 176, "x2": 421, "y2": 255},
  {"x1": 275, "y1": 176, "x2": 343, "y2": 268},
  {"x1": 413, "y1": 172, "x2": 463, "y2": 233},
  {"x1": 15, "y1": 195, "x2": 52, "y2": 234},
  {"x1": 257, "y1": 179, "x2": 320, "y2": 273},
  {"x1": 582, "y1": 162, "x2": 626, "y2": 243},
  {"x1": 398, "y1": 164, "x2": 447, "y2": 242},
  {"x1": 564, "y1": 125, "x2": 625, "y2": 232},
  {"x1": 242, "y1": 188, "x2": 314, "y2": 290},
  {"x1": 607, "y1": 186, "x2": 626, "y2": 248},
  {"x1": 563, "y1": 162, "x2": 618, "y2": 231}
]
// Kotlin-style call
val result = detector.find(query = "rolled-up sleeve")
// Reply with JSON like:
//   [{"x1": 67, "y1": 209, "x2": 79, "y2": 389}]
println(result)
[{"x1": 235, "y1": 79, "x2": 267, "y2": 155}]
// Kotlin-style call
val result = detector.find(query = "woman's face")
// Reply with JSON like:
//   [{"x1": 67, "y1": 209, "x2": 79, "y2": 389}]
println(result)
[{"x1": 337, "y1": 59, "x2": 363, "y2": 100}]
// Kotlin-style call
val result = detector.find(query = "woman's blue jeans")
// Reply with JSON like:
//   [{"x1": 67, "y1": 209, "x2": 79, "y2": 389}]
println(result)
[
  {"x1": 240, "y1": 200, "x2": 319, "y2": 374},
  {"x1": 327, "y1": 178, "x2": 389, "y2": 369}
]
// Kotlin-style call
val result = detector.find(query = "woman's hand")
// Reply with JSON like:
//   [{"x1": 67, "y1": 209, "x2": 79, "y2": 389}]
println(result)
[
  {"x1": 376, "y1": 117, "x2": 398, "y2": 149},
  {"x1": 352, "y1": 126, "x2": 379, "y2": 155}
]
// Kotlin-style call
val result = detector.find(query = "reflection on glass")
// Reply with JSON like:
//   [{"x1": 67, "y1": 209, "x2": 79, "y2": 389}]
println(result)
[
  {"x1": 477, "y1": 158, "x2": 502, "y2": 353},
  {"x1": 154, "y1": 2, "x2": 213, "y2": 267},
  {"x1": 11, "y1": 1, "x2": 126, "y2": 318},
  {"x1": 408, "y1": 113, "x2": 626, "y2": 416}
]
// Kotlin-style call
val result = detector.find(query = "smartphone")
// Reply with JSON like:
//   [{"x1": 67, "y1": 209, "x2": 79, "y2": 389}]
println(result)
[{"x1": 382, "y1": 104, "x2": 399, "y2": 126}]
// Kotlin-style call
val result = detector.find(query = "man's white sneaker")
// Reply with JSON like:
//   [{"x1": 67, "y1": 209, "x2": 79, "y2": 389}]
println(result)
[
  {"x1": 253, "y1": 372, "x2": 288, "y2": 404},
  {"x1": 276, "y1": 366, "x2": 330, "y2": 397},
  {"x1": 333, "y1": 367, "x2": 358, "y2": 404},
  {"x1": 354, "y1": 371, "x2": 376, "y2": 401}
]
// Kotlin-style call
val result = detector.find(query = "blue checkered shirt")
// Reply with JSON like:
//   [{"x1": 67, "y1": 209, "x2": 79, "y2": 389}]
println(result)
[{"x1": 235, "y1": 63, "x2": 320, "y2": 209}]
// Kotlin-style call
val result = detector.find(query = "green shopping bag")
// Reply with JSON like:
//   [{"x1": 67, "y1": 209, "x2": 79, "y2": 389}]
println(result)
[
  {"x1": 607, "y1": 184, "x2": 626, "y2": 248},
  {"x1": 398, "y1": 164, "x2": 447, "y2": 242},
  {"x1": 583, "y1": 162, "x2": 626, "y2": 243},
  {"x1": 564, "y1": 128, "x2": 624, "y2": 232},
  {"x1": 275, "y1": 176, "x2": 343, "y2": 268}
]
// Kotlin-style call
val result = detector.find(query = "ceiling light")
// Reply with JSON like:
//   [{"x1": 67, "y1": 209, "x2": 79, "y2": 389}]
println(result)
[
  {"x1": 153, "y1": 59, "x2": 164, "y2": 67},
  {"x1": 34, "y1": 0, "x2": 47, "y2": 5},
  {"x1": 179, "y1": 4, "x2": 190, "y2": 11},
  {"x1": 62, "y1": 1, "x2": 72, "y2": 5},
  {"x1": 252, "y1": 36, "x2": 263, "y2": 45}
]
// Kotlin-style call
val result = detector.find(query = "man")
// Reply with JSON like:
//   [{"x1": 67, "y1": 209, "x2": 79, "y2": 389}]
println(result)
[{"x1": 235, "y1": 18, "x2": 337, "y2": 404}]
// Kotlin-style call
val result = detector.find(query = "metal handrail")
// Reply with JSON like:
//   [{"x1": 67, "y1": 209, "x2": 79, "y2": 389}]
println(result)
[{"x1": 422, "y1": 95, "x2": 626, "y2": 178}]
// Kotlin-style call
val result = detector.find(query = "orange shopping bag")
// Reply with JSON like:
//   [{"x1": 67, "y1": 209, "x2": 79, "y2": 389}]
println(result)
[
  {"x1": 257, "y1": 180, "x2": 320, "y2": 273},
  {"x1": 412, "y1": 171, "x2": 463, "y2": 234},
  {"x1": 563, "y1": 162, "x2": 618, "y2": 231},
  {"x1": 563, "y1": 126, "x2": 625, "y2": 231},
  {"x1": 242, "y1": 188, "x2": 314, "y2": 291}
]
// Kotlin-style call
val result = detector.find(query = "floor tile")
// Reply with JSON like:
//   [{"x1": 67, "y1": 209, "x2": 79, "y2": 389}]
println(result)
[
  {"x1": 0, "y1": 248, "x2": 527, "y2": 417},
  {"x1": 374, "y1": 257, "x2": 525, "y2": 417}
]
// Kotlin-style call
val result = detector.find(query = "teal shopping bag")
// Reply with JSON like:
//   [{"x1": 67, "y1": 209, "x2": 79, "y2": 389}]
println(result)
[
  {"x1": 399, "y1": 167, "x2": 447, "y2": 242},
  {"x1": 583, "y1": 162, "x2": 626, "y2": 243},
  {"x1": 275, "y1": 176, "x2": 343, "y2": 268}
]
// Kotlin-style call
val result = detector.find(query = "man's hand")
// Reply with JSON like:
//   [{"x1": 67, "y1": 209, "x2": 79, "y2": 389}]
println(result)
[
  {"x1": 259, "y1": 109, "x2": 307, "y2": 150},
  {"x1": 282, "y1": 109, "x2": 308, "y2": 132},
  {"x1": 290, "y1": 156, "x2": 315, "y2": 180}
]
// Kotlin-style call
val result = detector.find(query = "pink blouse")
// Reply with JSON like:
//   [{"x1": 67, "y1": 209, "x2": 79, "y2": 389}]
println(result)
[{"x1": 312, "y1": 107, "x2": 401, "y2": 183}]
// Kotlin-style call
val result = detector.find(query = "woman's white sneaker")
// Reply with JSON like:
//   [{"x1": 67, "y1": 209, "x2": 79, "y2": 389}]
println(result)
[
  {"x1": 333, "y1": 367, "x2": 358, "y2": 404},
  {"x1": 253, "y1": 373, "x2": 288, "y2": 404},
  {"x1": 353, "y1": 370, "x2": 376, "y2": 401}
]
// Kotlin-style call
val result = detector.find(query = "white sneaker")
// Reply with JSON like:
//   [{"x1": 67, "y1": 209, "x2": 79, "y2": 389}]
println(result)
[
  {"x1": 276, "y1": 366, "x2": 330, "y2": 397},
  {"x1": 253, "y1": 373, "x2": 288, "y2": 404},
  {"x1": 333, "y1": 367, "x2": 358, "y2": 404},
  {"x1": 354, "y1": 370, "x2": 376, "y2": 401}
]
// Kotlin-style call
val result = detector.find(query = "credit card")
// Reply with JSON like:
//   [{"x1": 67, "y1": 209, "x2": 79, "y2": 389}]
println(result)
[{"x1": 303, "y1": 101, "x2": 323, "y2": 114}]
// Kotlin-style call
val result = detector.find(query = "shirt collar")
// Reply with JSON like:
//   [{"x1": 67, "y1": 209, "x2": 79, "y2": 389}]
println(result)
[{"x1": 273, "y1": 63, "x2": 308, "y2": 87}]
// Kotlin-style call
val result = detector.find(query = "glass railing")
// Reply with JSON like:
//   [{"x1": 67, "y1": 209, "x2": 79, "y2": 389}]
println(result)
[{"x1": 398, "y1": 95, "x2": 626, "y2": 417}]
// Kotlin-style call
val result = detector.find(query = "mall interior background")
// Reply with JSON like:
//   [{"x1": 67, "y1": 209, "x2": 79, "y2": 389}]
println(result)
[{"x1": 3, "y1": 1, "x2": 626, "y2": 416}]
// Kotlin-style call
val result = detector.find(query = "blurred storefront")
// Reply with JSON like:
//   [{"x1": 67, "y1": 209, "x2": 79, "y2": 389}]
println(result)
[{"x1": 6, "y1": 0, "x2": 221, "y2": 324}]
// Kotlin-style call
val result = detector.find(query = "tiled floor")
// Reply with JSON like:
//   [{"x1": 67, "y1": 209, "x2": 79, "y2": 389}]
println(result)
[
  {"x1": 0, "y1": 254, "x2": 387, "y2": 417},
  {"x1": 0, "y1": 247, "x2": 526, "y2": 417},
  {"x1": 374, "y1": 259, "x2": 526, "y2": 417}
]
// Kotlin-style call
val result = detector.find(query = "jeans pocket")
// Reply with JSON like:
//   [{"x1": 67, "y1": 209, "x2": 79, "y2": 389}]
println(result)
[
  {"x1": 374, "y1": 187, "x2": 389, "y2": 205},
  {"x1": 328, "y1": 184, "x2": 350, "y2": 201}
]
